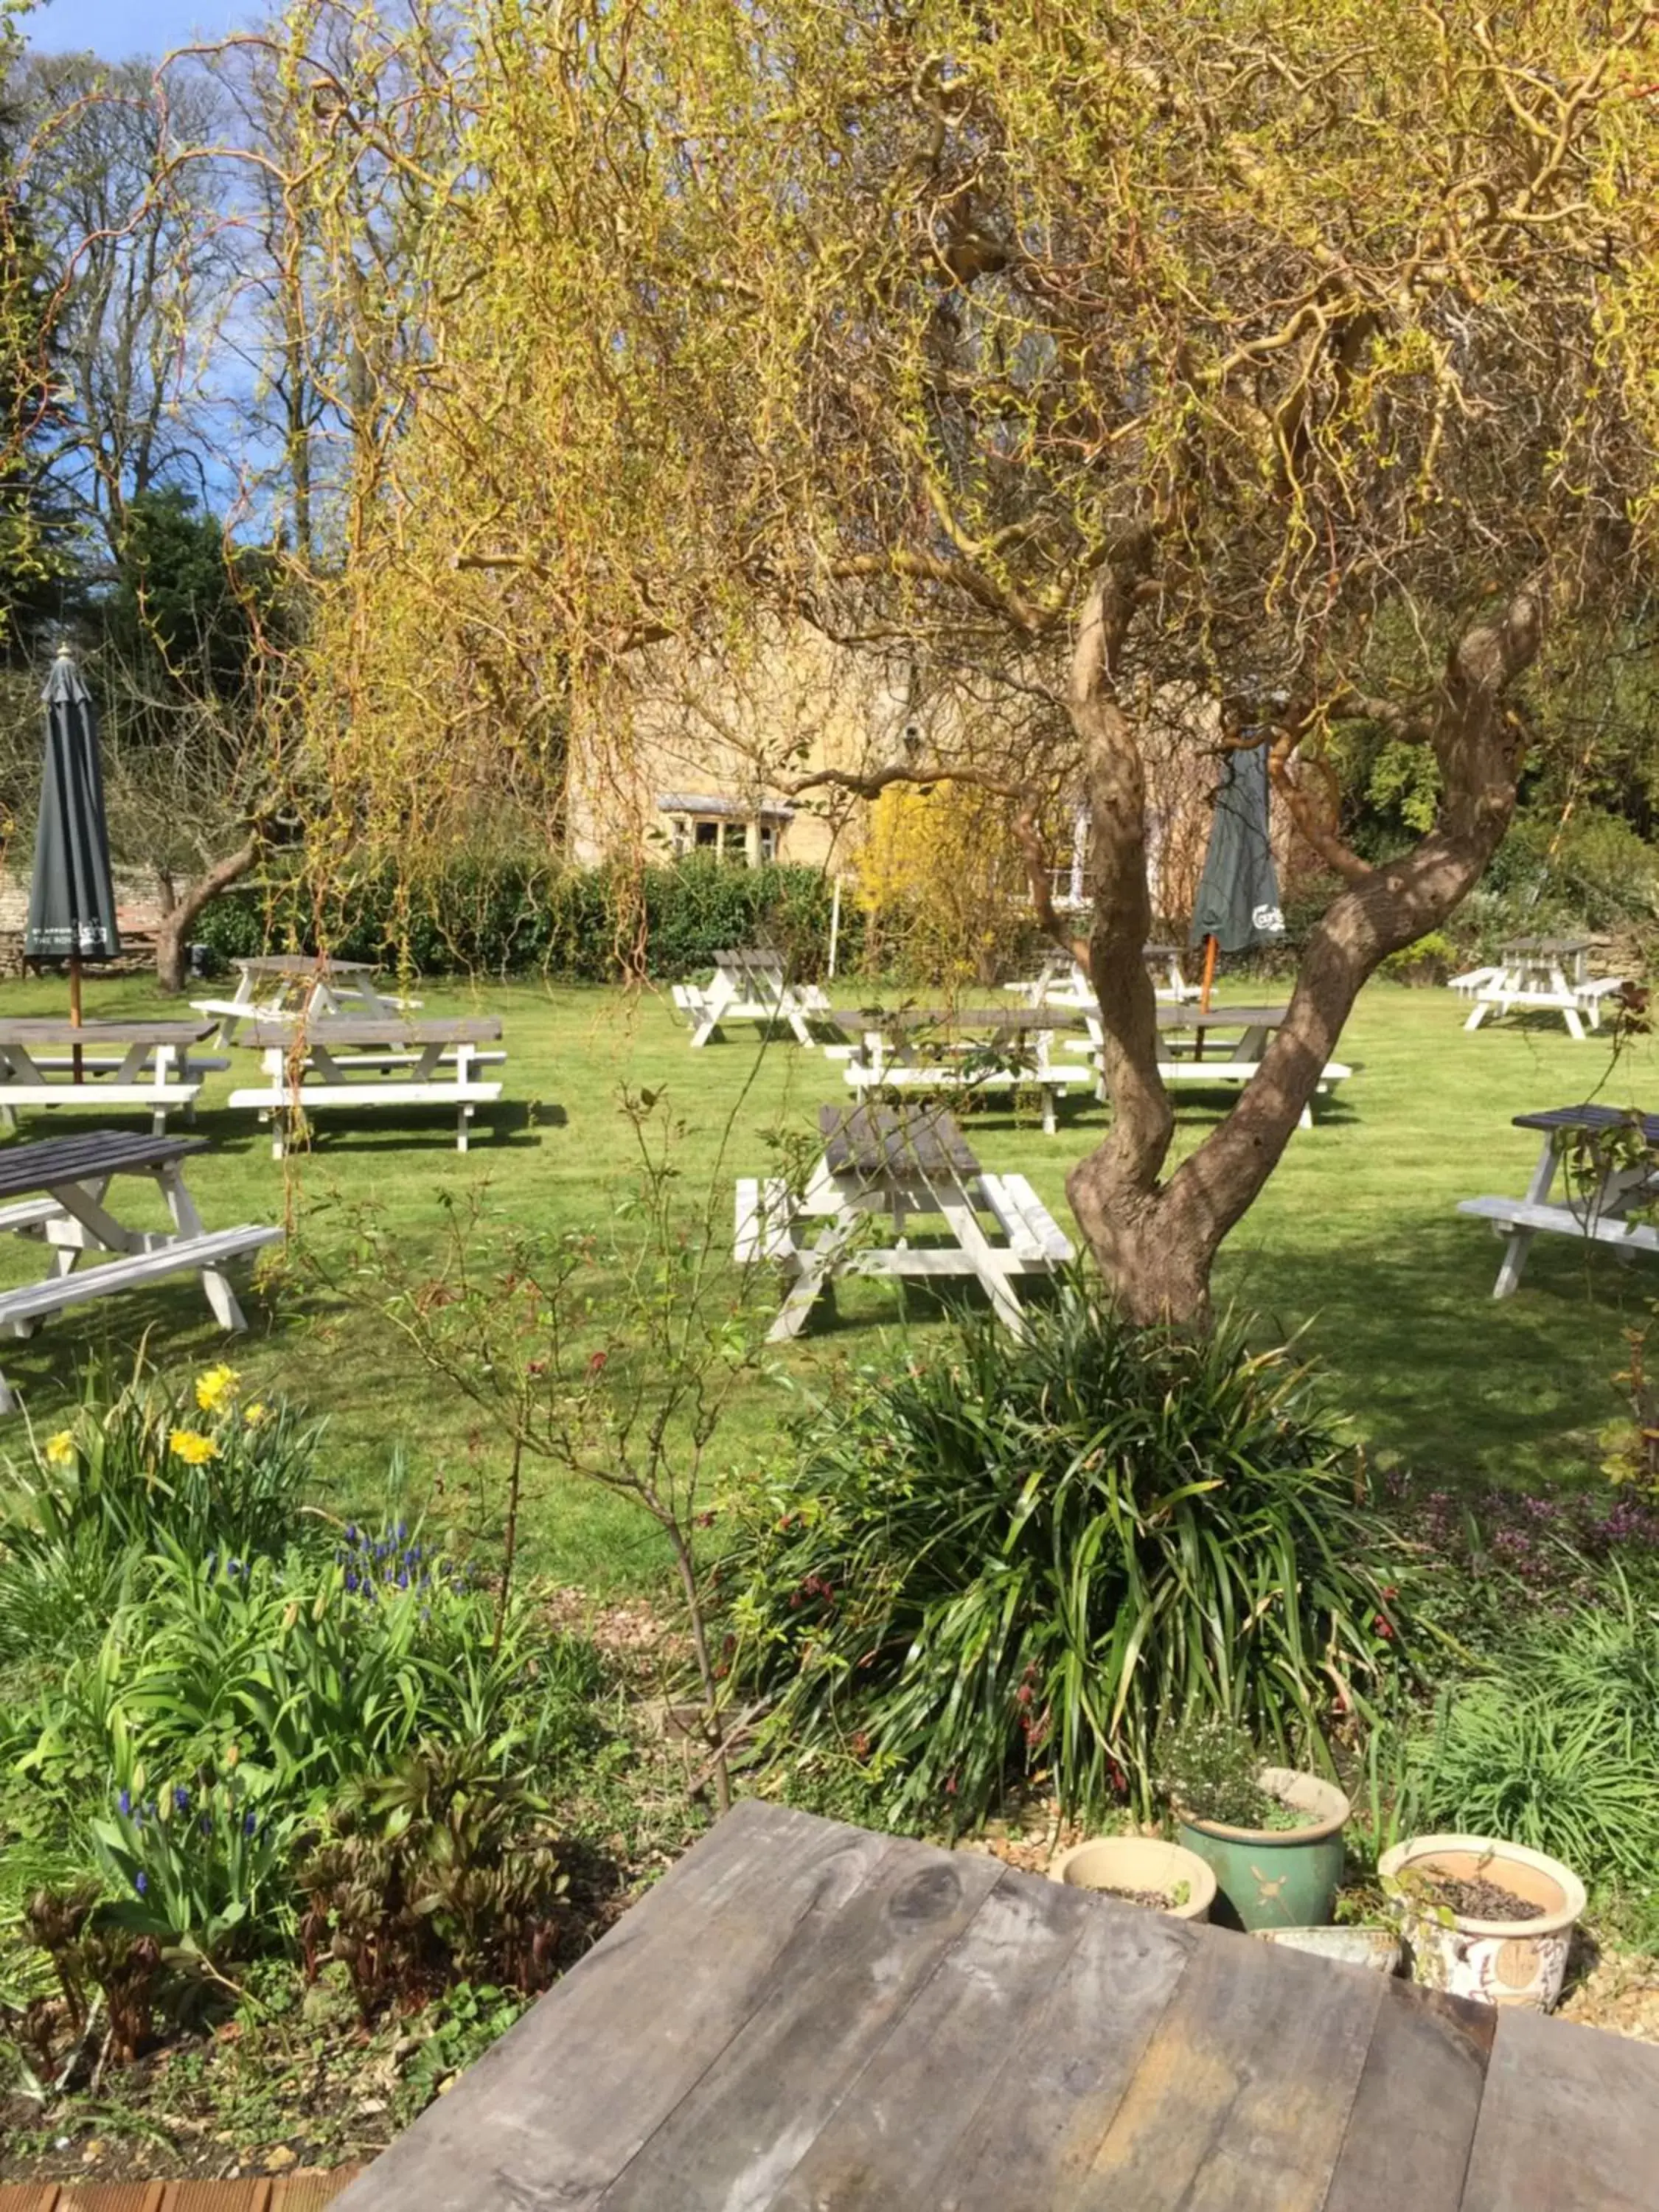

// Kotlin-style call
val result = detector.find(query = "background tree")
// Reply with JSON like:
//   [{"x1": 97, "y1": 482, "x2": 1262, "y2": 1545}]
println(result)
[{"x1": 251, "y1": 0, "x2": 1659, "y2": 1324}]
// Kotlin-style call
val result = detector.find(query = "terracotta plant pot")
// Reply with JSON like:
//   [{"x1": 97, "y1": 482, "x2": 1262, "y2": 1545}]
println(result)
[
  {"x1": 1379, "y1": 1834, "x2": 1586, "y2": 2012},
  {"x1": 1175, "y1": 1767, "x2": 1350, "y2": 1931},
  {"x1": 1049, "y1": 1835, "x2": 1217, "y2": 1921}
]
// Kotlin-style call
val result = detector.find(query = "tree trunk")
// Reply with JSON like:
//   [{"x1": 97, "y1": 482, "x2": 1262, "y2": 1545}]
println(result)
[
  {"x1": 1067, "y1": 582, "x2": 1545, "y2": 1325},
  {"x1": 153, "y1": 839, "x2": 258, "y2": 995}
]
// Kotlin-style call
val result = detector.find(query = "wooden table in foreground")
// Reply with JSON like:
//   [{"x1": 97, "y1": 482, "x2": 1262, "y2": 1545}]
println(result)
[
  {"x1": 333, "y1": 1799, "x2": 1659, "y2": 2212},
  {"x1": 227, "y1": 1016, "x2": 506, "y2": 1156}
]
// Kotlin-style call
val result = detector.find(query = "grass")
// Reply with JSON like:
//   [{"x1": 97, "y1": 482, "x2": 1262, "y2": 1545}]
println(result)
[{"x1": 0, "y1": 967, "x2": 1655, "y2": 1591}]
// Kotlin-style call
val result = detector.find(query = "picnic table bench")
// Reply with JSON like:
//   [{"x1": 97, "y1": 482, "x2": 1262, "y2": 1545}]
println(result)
[
  {"x1": 735, "y1": 1102, "x2": 1071, "y2": 1339},
  {"x1": 0, "y1": 1129, "x2": 282, "y2": 1411},
  {"x1": 0, "y1": 1018, "x2": 222, "y2": 1136},
  {"x1": 672, "y1": 947, "x2": 837, "y2": 1048},
  {"x1": 1067, "y1": 1003, "x2": 1353, "y2": 1127},
  {"x1": 330, "y1": 1797, "x2": 1659, "y2": 2212},
  {"x1": 228, "y1": 1015, "x2": 504, "y2": 1155},
  {"x1": 839, "y1": 1006, "x2": 1095, "y2": 1134},
  {"x1": 1458, "y1": 1104, "x2": 1659, "y2": 1297},
  {"x1": 1008, "y1": 943, "x2": 1199, "y2": 1008},
  {"x1": 1460, "y1": 937, "x2": 1626, "y2": 1040},
  {"x1": 194, "y1": 953, "x2": 420, "y2": 1047}
]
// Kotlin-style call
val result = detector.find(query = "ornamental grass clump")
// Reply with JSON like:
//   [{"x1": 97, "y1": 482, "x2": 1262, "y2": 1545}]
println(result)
[{"x1": 722, "y1": 1290, "x2": 1403, "y2": 1827}]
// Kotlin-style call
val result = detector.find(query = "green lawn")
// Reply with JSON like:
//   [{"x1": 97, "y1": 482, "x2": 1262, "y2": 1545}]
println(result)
[{"x1": 0, "y1": 969, "x2": 1653, "y2": 1587}]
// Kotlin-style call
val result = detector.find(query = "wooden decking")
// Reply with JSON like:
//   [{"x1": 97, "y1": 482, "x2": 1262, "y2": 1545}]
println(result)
[
  {"x1": 0, "y1": 2170, "x2": 361, "y2": 2211},
  {"x1": 328, "y1": 1800, "x2": 1659, "y2": 2211}
]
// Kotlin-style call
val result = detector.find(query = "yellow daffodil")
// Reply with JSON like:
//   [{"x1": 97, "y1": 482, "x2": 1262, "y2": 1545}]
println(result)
[
  {"x1": 44, "y1": 1429, "x2": 75, "y2": 1467},
  {"x1": 170, "y1": 1427, "x2": 220, "y2": 1466},
  {"x1": 195, "y1": 1364, "x2": 240, "y2": 1415},
  {"x1": 243, "y1": 1401, "x2": 270, "y2": 1427}
]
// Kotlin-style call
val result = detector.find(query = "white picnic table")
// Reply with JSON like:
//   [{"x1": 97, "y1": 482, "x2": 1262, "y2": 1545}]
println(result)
[
  {"x1": 735, "y1": 1102, "x2": 1072, "y2": 1340},
  {"x1": 228, "y1": 1014, "x2": 504, "y2": 1155},
  {"x1": 0, "y1": 1128, "x2": 282, "y2": 1411},
  {"x1": 192, "y1": 953, "x2": 419, "y2": 1047},
  {"x1": 839, "y1": 1005, "x2": 1094, "y2": 1135},
  {"x1": 1067, "y1": 1002, "x2": 1353, "y2": 1127},
  {"x1": 1007, "y1": 944, "x2": 1199, "y2": 1009},
  {"x1": 0, "y1": 1018, "x2": 223, "y2": 1135},
  {"x1": 672, "y1": 947, "x2": 836, "y2": 1048},
  {"x1": 1458, "y1": 1104, "x2": 1659, "y2": 1297},
  {"x1": 1458, "y1": 937, "x2": 1625, "y2": 1040}
]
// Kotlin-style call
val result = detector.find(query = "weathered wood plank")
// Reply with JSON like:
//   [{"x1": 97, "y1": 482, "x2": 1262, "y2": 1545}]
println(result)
[
  {"x1": 0, "y1": 1131, "x2": 201, "y2": 1201},
  {"x1": 769, "y1": 1869, "x2": 1187, "y2": 2212},
  {"x1": 268, "y1": 2172, "x2": 361, "y2": 2212},
  {"x1": 938, "y1": 1890, "x2": 1198, "y2": 2212},
  {"x1": 330, "y1": 1803, "x2": 904, "y2": 2212},
  {"x1": 1320, "y1": 1979, "x2": 1494, "y2": 2212},
  {"x1": 594, "y1": 1834, "x2": 1009, "y2": 2211},
  {"x1": 54, "y1": 2187, "x2": 167, "y2": 2211},
  {"x1": 1068, "y1": 1921, "x2": 1386, "y2": 2212},
  {"x1": 818, "y1": 1102, "x2": 979, "y2": 1180},
  {"x1": 1461, "y1": 2004, "x2": 1659, "y2": 2212}
]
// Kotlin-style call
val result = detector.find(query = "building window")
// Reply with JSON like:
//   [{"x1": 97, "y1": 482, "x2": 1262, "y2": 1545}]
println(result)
[{"x1": 658, "y1": 795, "x2": 793, "y2": 868}]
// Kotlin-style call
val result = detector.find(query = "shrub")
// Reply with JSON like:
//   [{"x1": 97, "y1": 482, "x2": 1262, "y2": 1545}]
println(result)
[
  {"x1": 195, "y1": 855, "x2": 861, "y2": 984},
  {"x1": 1414, "y1": 1580, "x2": 1659, "y2": 1893},
  {"x1": 721, "y1": 1290, "x2": 1400, "y2": 1829}
]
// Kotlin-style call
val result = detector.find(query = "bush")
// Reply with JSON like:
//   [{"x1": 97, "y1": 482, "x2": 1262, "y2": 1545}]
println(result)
[
  {"x1": 1413, "y1": 1583, "x2": 1659, "y2": 1893},
  {"x1": 195, "y1": 855, "x2": 861, "y2": 984},
  {"x1": 720, "y1": 1290, "x2": 1401, "y2": 1829}
]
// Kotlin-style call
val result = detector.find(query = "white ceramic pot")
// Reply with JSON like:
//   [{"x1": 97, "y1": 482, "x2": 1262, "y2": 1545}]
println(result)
[
  {"x1": 1254, "y1": 1925, "x2": 1402, "y2": 1975},
  {"x1": 1049, "y1": 1836, "x2": 1217, "y2": 1921},
  {"x1": 1379, "y1": 1834, "x2": 1585, "y2": 2011}
]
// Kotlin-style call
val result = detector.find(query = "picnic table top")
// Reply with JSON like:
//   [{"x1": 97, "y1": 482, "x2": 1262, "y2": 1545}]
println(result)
[
  {"x1": 1158, "y1": 1001, "x2": 1290, "y2": 1029},
  {"x1": 0, "y1": 1017, "x2": 213, "y2": 1047},
  {"x1": 244, "y1": 1015, "x2": 503, "y2": 1048},
  {"x1": 818, "y1": 1100, "x2": 981, "y2": 1179},
  {"x1": 712, "y1": 947, "x2": 787, "y2": 970},
  {"x1": 1515, "y1": 1104, "x2": 1659, "y2": 1145},
  {"x1": 852, "y1": 1004, "x2": 1086, "y2": 1034},
  {"x1": 333, "y1": 1798, "x2": 1659, "y2": 2212},
  {"x1": 1499, "y1": 936, "x2": 1594, "y2": 957},
  {"x1": 0, "y1": 1128, "x2": 204, "y2": 1201},
  {"x1": 234, "y1": 953, "x2": 380, "y2": 976}
]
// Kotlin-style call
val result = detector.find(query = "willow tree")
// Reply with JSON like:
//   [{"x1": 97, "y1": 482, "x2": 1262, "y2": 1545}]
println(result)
[{"x1": 267, "y1": 0, "x2": 1659, "y2": 1321}]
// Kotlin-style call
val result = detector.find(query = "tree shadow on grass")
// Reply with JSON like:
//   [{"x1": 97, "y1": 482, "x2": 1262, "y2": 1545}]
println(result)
[{"x1": 1222, "y1": 1209, "x2": 1651, "y2": 1485}]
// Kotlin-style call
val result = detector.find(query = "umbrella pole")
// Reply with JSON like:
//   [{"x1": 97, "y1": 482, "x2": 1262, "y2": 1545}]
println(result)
[
  {"x1": 70, "y1": 952, "x2": 83, "y2": 1083},
  {"x1": 1199, "y1": 932, "x2": 1218, "y2": 1013}
]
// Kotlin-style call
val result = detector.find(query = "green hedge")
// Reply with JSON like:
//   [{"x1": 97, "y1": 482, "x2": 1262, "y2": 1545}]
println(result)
[{"x1": 192, "y1": 857, "x2": 860, "y2": 983}]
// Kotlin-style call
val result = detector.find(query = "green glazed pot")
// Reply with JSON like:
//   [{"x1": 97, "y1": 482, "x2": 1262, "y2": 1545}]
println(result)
[{"x1": 1175, "y1": 1767, "x2": 1350, "y2": 1932}]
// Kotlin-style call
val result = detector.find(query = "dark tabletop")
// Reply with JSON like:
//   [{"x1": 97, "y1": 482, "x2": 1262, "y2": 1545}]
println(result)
[
  {"x1": 0, "y1": 1128, "x2": 204, "y2": 1202},
  {"x1": 818, "y1": 1102, "x2": 981, "y2": 1180},
  {"x1": 235, "y1": 954, "x2": 380, "y2": 976},
  {"x1": 1514, "y1": 1105, "x2": 1659, "y2": 1144},
  {"x1": 0, "y1": 1018, "x2": 213, "y2": 1046},
  {"x1": 1500, "y1": 937, "x2": 1592, "y2": 956},
  {"x1": 1157, "y1": 1003, "x2": 1290, "y2": 1029},
  {"x1": 855, "y1": 1006, "x2": 1086, "y2": 1033},
  {"x1": 245, "y1": 1015, "x2": 502, "y2": 1048}
]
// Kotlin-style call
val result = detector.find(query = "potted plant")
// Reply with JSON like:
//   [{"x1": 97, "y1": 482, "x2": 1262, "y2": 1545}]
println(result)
[
  {"x1": 1160, "y1": 1717, "x2": 1350, "y2": 1932},
  {"x1": 1049, "y1": 1836, "x2": 1216, "y2": 1921},
  {"x1": 1378, "y1": 1834, "x2": 1586, "y2": 2011}
]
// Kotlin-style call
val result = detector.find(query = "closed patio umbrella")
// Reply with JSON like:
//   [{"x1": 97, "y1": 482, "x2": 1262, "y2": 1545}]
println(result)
[
  {"x1": 1189, "y1": 742, "x2": 1284, "y2": 1008},
  {"x1": 24, "y1": 644, "x2": 121, "y2": 1072}
]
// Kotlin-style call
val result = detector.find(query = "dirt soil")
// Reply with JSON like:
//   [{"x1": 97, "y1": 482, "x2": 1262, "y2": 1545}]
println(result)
[{"x1": 1418, "y1": 1872, "x2": 1545, "y2": 1922}]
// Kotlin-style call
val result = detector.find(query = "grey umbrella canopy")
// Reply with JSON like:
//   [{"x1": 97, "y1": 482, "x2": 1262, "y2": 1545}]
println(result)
[
  {"x1": 1189, "y1": 743, "x2": 1285, "y2": 956},
  {"x1": 24, "y1": 646, "x2": 121, "y2": 973}
]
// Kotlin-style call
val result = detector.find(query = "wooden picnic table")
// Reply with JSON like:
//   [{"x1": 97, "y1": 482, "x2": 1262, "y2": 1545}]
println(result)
[
  {"x1": 1459, "y1": 1103, "x2": 1659, "y2": 1297},
  {"x1": 735, "y1": 1102, "x2": 1071, "y2": 1337},
  {"x1": 193, "y1": 954, "x2": 418, "y2": 1045},
  {"x1": 331, "y1": 1798, "x2": 1659, "y2": 2212},
  {"x1": 1065, "y1": 1002, "x2": 1353, "y2": 1127},
  {"x1": 674, "y1": 947, "x2": 835, "y2": 1048},
  {"x1": 228, "y1": 1015, "x2": 505, "y2": 1156},
  {"x1": 838, "y1": 1006, "x2": 1093, "y2": 1134},
  {"x1": 1009, "y1": 945, "x2": 1199, "y2": 1007},
  {"x1": 0, "y1": 1128, "x2": 282, "y2": 1411},
  {"x1": 1461, "y1": 938, "x2": 1624, "y2": 1040},
  {"x1": 0, "y1": 1016, "x2": 218, "y2": 1135}
]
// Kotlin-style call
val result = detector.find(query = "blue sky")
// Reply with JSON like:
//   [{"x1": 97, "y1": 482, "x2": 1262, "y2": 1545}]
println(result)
[{"x1": 26, "y1": 0, "x2": 255, "y2": 58}]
